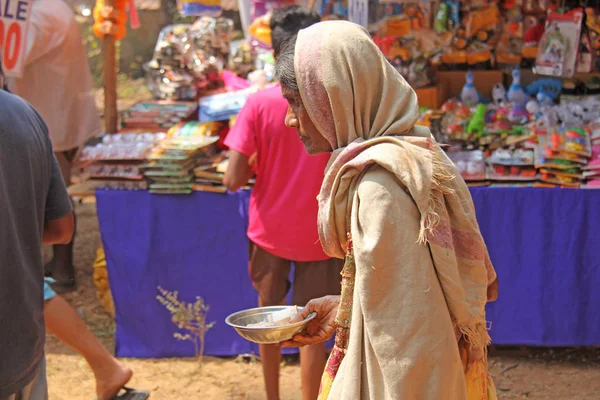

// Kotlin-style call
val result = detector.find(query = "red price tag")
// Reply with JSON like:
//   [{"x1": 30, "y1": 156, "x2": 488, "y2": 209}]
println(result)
[{"x1": 0, "y1": 0, "x2": 32, "y2": 78}]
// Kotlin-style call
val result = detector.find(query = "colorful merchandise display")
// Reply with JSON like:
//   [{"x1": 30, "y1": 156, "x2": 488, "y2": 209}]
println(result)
[
  {"x1": 144, "y1": 18, "x2": 234, "y2": 100},
  {"x1": 365, "y1": 1, "x2": 600, "y2": 77},
  {"x1": 535, "y1": 8, "x2": 584, "y2": 78},
  {"x1": 78, "y1": 0, "x2": 600, "y2": 197},
  {"x1": 78, "y1": 1, "x2": 600, "y2": 367},
  {"x1": 144, "y1": 135, "x2": 221, "y2": 194},
  {"x1": 121, "y1": 102, "x2": 198, "y2": 129},
  {"x1": 420, "y1": 68, "x2": 600, "y2": 188},
  {"x1": 77, "y1": 133, "x2": 166, "y2": 191},
  {"x1": 76, "y1": 118, "x2": 242, "y2": 195}
]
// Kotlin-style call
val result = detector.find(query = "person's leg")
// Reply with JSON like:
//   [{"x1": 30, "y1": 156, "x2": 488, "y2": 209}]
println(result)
[
  {"x1": 299, "y1": 344, "x2": 327, "y2": 400},
  {"x1": 258, "y1": 296, "x2": 285, "y2": 400},
  {"x1": 45, "y1": 149, "x2": 77, "y2": 290},
  {"x1": 249, "y1": 242, "x2": 292, "y2": 400},
  {"x1": 293, "y1": 258, "x2": 344, "y2": 400},
  {"x1": 44, "y1": 295, "x2": 132, "y2": 399}
]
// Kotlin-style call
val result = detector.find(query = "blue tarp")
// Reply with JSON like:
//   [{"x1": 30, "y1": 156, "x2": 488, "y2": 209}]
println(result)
[{"x1": 96, "y1": 188, "x2": 600, "y2": 358}]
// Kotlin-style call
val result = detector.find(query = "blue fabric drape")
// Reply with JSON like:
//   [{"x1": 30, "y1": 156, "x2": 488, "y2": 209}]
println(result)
[{"x1": 96, "y1": 188, "x2": 600, "y2": 358}]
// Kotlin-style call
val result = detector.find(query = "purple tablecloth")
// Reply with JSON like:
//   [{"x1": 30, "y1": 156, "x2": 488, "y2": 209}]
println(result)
[{"x1": 96, "y1": 188, "x2": 600, "y2": 358}]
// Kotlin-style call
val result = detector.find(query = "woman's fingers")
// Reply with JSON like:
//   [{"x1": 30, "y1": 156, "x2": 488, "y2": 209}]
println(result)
[
  {"x1": 281, "y1": 296, "x2": 340, "y2": 346},
  {"x1": 280, "y1": 339, "x2": 304, "y2": 348},
  {"x1": 290, "y1": 298, "x2": 322, "y2": 323},
  {"x1": 280, "y1": 332, "x2": 327, "y2": 347},
  {"x1": 293, "y1": 334, "x2": 326, "y2": 345},
  {"x1": 290, "y1": 307, "x2": 313, "y2": 323}
]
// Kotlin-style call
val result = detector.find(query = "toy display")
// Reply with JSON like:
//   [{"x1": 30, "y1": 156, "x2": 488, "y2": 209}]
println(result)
[
  {"x1": 507, "y1": 66, "x2": 527, "y2": 105},
  {"x1": 438, "y1": 4, "x2": 500, "y2": 69},
  {"x1": 486, "y1": 148, "x2": 537, "y2": 182},
  {"x1": 460, "y1": 70, "x2": 481, "y2": 105},
  {"x1": 433, "y1": 79, "x2": 600, "y2": 187},
  {"x1": 121, "y1": 102, "x2": 198, "y2": 130},
  {"x1": 467, "y1": 104, "x2": 486, "y2": 136},
  {"x1": 496, "y1": 2, "x2": 524, "y2": 67},
  {"x1": 373, "y1": 19, "x2": 440, "y2": 88},
  {"x1": 522, "y1": 16, "x2": 546, "y2": 67},
  {"x1": 492, "y1": 83, "x2": 507, "y2": 106},
  {"x1": 447, "y1": 150, "x2": 487, "y2": 182},
  {"x1": 80, "y1": 1, "x2": 600, "y2": 195},
  {"x1": 586, "y1": 7, "x2": 600, "y2": 71},
  {"x1": 367, "y1": 2, "x2": 600, "y2": 72},
  {"x1": 144, "y1": 18, "x2": 234, "y2": 101},
  {"x1": 535, "y1": 8, "x2": 584, "y2": 78}
]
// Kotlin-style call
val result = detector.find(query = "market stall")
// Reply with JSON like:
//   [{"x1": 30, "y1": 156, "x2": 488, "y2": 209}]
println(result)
[
  {"x1": 65, "y1": 0, "x2": 600, "y2": 357},
  {"x1": 97, "y1": 187, "x2": 600, "y2": 358}
]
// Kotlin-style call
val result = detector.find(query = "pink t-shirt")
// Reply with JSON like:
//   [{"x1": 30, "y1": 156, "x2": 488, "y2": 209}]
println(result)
[{"x1": 225, "y1": 85, "x2": 330, "y2": 262}]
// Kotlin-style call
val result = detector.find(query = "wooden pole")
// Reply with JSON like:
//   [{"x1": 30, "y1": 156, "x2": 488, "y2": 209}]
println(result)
[{"x1": 103, "y1": 0, "x2": 118, "y2": 134}]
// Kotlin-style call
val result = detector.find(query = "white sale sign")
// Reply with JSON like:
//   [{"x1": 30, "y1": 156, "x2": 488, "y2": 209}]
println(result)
[
  {"x1": 348, "y1": 0, "x2": 368, "y2": 28},
  {"x1": 0, "y1": 0, "x2": 32, "y2": 78}
]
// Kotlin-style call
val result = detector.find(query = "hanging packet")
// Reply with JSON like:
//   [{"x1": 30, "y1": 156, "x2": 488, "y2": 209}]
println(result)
[{"x1": 535, "y1": 8, "x2": 584, "y2": 78}]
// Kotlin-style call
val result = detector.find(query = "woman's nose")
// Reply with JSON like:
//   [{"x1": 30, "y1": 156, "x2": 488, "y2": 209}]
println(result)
[{"x1": 285, "y1": 107, "x2": 299, "y2": 129}]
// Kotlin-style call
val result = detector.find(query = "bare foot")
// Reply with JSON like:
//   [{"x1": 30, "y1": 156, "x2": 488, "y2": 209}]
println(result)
[{"x1": 94, "y1": 360, "x2": 133, "y2": 400}]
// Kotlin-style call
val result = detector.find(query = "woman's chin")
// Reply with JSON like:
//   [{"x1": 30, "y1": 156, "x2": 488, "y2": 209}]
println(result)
[
  {"x1": 301, "y1": 139, "x2": 328, "y2": 156},
  {"x1": 304, "y1": 144, "x2": 322, "y2": 156}
]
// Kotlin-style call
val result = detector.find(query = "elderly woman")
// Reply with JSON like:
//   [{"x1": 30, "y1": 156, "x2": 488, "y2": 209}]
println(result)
[{"x1": 275, "y1": 21, "x2": 499, "y2": 400}]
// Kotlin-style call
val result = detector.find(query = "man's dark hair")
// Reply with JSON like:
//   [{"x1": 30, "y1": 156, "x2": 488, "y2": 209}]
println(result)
[{"x1": 270, "y1": 5, "x2": 320, "y2": 57}]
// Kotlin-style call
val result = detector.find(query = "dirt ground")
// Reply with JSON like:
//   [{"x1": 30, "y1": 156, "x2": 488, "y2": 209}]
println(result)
[{"x1": 45, "y1": 202, "x2": 600, "y2": 399}]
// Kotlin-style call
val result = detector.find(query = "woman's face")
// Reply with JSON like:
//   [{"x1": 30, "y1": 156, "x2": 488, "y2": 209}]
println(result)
[{"x1": 281, "y1": 84, "x2": 333, "y2": 155}]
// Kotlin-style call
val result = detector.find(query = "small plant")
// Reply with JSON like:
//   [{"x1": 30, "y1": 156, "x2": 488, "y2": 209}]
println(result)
[{"x1": 156, "y1": 287, "x2": 215, "y2": 365}]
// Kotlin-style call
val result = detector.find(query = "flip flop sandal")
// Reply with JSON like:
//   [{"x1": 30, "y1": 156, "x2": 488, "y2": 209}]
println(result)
[
  {"x1": 116, "y1": 387, "x2": 150, "y2": 400},
  {"x1": 100, "y1": 387, "x2": 149, "y2": 400}
]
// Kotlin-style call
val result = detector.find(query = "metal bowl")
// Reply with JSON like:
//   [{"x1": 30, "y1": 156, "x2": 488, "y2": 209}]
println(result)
[{"x1": 225, "y1": 306, "x2": 316, "y2": 345}]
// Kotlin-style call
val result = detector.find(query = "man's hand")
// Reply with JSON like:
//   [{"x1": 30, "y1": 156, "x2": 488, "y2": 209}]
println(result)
[
  {"x1": 223, "y1": 150, "x2": 254, "y2": 192},
  {"x1": 281, "y1": 295, "x2": 340, "y2": 347}
]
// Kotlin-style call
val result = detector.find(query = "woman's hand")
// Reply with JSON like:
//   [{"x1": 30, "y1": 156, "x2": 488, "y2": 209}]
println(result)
[{"x1": 280, "y1": 295, "x2": 340, "y2": 347}]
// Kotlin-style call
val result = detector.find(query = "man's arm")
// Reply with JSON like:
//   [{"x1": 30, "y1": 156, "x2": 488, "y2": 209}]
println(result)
[
  {"x1": 43, "y1": 214, "x2": 74, "y2": 245},
  {"x1": 223, "y1": 97, "x2": 259, "y2": 192},
  {"x1": 223, "y1": 150, "x2": 255, "y2": 192},
  {"x1": 43, "y1": 154, "x2": 74, "y2": 244}
]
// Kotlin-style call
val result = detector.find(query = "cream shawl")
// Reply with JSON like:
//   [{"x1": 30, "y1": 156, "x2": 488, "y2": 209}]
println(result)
[{"x1": 293, "y1": 21, "x2": 498, "y2": 399}]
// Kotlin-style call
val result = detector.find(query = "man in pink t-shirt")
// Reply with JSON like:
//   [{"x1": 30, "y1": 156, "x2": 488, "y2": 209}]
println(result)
[{"x1": 224, "y1": 6, "x2": 343, "y2": 400}]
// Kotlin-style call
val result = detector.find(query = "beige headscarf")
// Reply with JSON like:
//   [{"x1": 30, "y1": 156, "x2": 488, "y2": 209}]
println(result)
[{"x1": 294, "y1": 21, "x2": 498, "y2": 352}]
